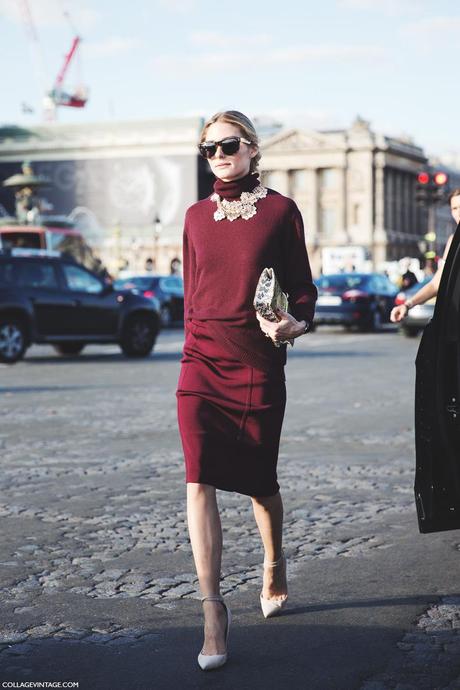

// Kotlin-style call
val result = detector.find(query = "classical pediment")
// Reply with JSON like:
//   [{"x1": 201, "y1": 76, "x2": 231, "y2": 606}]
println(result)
[{"x1": 261, "y1": 128, "x2": 332, "y2": 153}]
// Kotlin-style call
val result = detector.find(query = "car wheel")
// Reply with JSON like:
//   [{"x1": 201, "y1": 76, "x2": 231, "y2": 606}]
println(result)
[
  {"x1": 120, "y1": 314, "x2": 158, "y2": 357},
  {"x1": 0, "y1": 318, "x2": 27, "y2": 364},
  {"x1": 402, "y1": 326, "x2": 420, "y2": 338},
  {"x1": 53, "y1": 343, "x2": 85, "y2": 356},
  {"x1": 160, "y1": 304, "x2": 172, "y2": 327}
]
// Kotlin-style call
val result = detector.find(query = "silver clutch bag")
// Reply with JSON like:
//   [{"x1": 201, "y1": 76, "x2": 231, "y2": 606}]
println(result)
[{"x1": 253, "y1": 267, "x2": 294, "y2": 347}]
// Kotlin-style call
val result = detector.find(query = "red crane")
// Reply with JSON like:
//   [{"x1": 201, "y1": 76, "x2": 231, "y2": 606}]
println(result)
[
  {"x1": 48, "y1": 35, "x2": 88, "y2": 108},
  {"x1": 18, "y1": 1, "x2": 89, "y2": 118}
]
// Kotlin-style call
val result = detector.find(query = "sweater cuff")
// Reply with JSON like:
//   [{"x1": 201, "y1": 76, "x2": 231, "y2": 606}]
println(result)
[{"x1": 291, "y1": 303, "x2": 315, "y2": 325}]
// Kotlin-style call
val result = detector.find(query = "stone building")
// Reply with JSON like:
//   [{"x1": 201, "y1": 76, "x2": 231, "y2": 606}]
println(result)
[{"x1": 260, "y1": 117, "x2": 429, "y2": 275}]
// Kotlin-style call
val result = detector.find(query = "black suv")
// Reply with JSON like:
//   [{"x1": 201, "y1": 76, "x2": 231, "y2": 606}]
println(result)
[{"x1": 0, "y1": 250, "x2": 161, "y2": 363}]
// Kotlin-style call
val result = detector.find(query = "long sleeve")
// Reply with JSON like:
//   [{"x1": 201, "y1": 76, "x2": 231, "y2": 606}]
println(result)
[
  {"x1": 284, "y1": 205, "x2": 317, "y2": 324},
  {"x1": 182, "y1": 216, "x2": 196, "y2": 329}
]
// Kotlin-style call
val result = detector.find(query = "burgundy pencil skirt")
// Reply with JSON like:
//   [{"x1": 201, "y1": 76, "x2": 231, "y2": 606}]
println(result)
[{"x1": 176, "y1": 320, "x2": 286, "y2": 497}]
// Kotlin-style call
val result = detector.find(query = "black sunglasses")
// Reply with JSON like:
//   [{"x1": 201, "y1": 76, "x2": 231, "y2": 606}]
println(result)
[{"x1": 198, "y1": 136, "x2": 252, "y2": 159}]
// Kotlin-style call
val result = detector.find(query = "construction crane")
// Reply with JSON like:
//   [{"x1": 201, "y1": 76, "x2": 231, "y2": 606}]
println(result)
[
  {"x1": 46, "y1": 34, "x2": 88, "y2": 109},
  {"x1": 18, "y1": 1, "x2": 89, "y2": 120}
]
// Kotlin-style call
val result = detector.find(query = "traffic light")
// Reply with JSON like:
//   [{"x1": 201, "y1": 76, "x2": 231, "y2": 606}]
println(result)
[
  {"x1": 415, "y1": 170, "x2": 450, "y2": 206},
  {"x1": 432, "y1": 171, "x2": 449, "y2": 202},
  {"x1": 416, "y1": 171, "x2": 430, "y2": 205},
  {"x1": 433, "y1": 171, "x2": 448, "y2": 185}
]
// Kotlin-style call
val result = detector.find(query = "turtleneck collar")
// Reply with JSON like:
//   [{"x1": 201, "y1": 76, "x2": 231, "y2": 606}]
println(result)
[{"x1": 213, "y1": 171, "x2": 260, "y2": 200}]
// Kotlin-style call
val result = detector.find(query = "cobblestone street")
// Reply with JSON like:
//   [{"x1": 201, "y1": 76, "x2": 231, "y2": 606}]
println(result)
[{"x1": 2, "y1": 328, "x2": 460, "y2": 689}]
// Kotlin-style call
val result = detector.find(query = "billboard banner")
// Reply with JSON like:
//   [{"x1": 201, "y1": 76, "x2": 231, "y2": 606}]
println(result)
[{"x1": 0, "y1": 155, "x2": 197, "y2": 242}]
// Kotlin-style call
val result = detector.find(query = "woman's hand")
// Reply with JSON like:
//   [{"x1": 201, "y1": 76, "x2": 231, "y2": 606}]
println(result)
[
  {"x1": 390, "y1": 237, "x2": 452, "y2": 325},
  {"x1": 256, "y1": 308, "x2": 306, "y2": 343},
  {"x1": 390, "y1": 304, "x2": 409, "y2": 323}
]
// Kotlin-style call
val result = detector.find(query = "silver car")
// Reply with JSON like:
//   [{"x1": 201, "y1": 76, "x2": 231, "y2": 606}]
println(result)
[{"x1": 394, "y1": 277, "x2": 436, "y2": 337}]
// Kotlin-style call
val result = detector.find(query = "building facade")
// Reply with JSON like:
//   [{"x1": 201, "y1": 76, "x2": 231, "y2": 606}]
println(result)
[{"x1": 260, "y1": 117, "x2": 430, "y2": 274}]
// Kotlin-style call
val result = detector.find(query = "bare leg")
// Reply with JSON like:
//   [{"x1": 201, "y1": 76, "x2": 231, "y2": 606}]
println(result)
[
  {"x1": 251, "y1": 491, "x2": 287, "y2": 600},
  {"x1": 187, "y1": 483, "x2": 227, "y2": 654}
]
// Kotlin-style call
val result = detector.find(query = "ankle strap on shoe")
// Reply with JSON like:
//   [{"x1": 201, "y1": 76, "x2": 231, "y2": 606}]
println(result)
[{"x1": 201, "y1": 595, "x2": 224, "y2": 603}]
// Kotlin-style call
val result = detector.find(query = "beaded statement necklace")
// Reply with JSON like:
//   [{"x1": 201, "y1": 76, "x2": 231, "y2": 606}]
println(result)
[{"x1": 211, "y1": 184, "x2": 267, "y2": 222}]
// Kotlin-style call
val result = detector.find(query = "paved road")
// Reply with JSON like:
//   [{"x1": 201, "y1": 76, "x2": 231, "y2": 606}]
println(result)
[{"x1": 1, "y1": 327, "x2": 460, "y2": 689}]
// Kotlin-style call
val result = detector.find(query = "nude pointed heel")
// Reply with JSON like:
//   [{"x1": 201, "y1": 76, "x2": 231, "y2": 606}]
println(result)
[
  {"x1": 260, "y1": 551, "x2": 288, "y2": 619},
  {"x1": 197, "y1": 595, "x2": 232, "y2": 671}
]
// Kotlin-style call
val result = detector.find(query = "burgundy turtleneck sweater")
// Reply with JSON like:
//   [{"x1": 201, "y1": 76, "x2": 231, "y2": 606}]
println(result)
[{"x1": 182, "y1": 172, "x2": 317, "y2": 371}]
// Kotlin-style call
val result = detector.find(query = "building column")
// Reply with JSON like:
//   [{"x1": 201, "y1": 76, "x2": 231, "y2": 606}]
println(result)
[
  {"x1": 307, "y1": 168, "x2": 318, "y2": 239},
  {"x1": 373, "y1": 152, "x2": 387, "y2": 267},
  {"x1": 277, "y1": 170, "x2": 290, "y2": 196},
  {"x1": 339, "y1": 165, "x2": 348, "y2": 244}
]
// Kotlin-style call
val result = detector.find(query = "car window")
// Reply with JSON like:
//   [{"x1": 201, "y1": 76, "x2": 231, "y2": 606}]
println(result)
[
  {"x1": 131, "y1": 277, "x2": 155, "y2": 290},
  {"x1": 371, "y1": 275, "x2": 385, "y2": 292},
  {"x1": 377, "y1": 275, "x2": 397, "y2": 293},
  {"x1": 113, "y1": 277, "x2": 154, "y2": 291},
  {"x1": 382, "y1": 275, "x2": 397, "y2": 293},
  {"x1": 0, "y1": 231, "x2": 42, "y2": 250},
  {"x1": 160, "y1": 276, "x2": 183, "y2": 290},
  {"x1": 315, "y1": 275, "x2": 365, "y2": 290},
  {"x1": 62, "y1": 264, "x2": 103, "y2": 294},
  {"x1": 16, "y1": 261, "x2": 59, "y2": 288}
]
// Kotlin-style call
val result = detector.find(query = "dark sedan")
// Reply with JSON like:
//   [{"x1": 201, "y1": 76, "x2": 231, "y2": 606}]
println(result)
[
  {"x1": 114, "y1": 274, "x2": 184, "y2": 327},
  {"x1": 314, "y1": 272, "x2": 398, "y2": 331}
]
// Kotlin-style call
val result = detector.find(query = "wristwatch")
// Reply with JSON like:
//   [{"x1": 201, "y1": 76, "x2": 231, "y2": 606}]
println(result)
[
  {"x1": 404, "y1": 301, "x2": 413, "y2": 311},
  {"x1": 302, "y1": 320, "x2": 311, "y2": 334}
]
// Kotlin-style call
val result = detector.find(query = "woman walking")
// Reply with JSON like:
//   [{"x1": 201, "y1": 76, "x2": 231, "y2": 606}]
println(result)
[{"x1": 176, "y1": 110, "x2": 317, "y2": 670}]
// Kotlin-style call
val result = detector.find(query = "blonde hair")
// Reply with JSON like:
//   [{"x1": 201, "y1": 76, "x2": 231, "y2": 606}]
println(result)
[{"x1": 200, "y1": 110, "x2": 261, "y2": 173}]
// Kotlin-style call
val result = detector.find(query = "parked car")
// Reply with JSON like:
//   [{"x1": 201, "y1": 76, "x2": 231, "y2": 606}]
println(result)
[
  {"x1": 113, "y1": 274, "x2": 184, "y2": 327},
  {"x1": 393, "y1": 277, "x2": 435, "y2": 338},
  {"x1": 314, "y1": 272, "x2": 398, "y2": 331},
  {"x1": 0, "y1": 249, "x2": 161, "y2": 363}
]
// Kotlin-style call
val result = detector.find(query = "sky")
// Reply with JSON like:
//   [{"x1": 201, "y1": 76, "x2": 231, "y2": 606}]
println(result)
[{"x1": 1, "y1": 0, "x2": 459, "y2": 163}]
